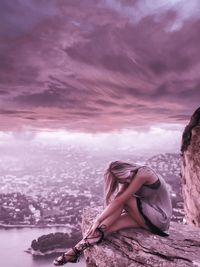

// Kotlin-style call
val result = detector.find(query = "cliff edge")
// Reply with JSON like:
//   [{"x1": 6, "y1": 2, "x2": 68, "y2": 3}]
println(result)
[
  {"x1": 181, "y1": 107, "x2": 200, "y2": 227},
  {"x1": 82, "y1": 207, "x2": 200, "y2": 267},
  {"x1": 82, "y1": 107, "x2": 200, "y2": 266}
]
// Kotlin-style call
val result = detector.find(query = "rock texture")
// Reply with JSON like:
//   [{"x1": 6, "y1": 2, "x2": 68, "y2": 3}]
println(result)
[
  {"x1": 82, "y1": 207, "x2": 200, "y2": 267},
  {"x1": 181, "y1": 107, "x2": 200, "y2": 227}
]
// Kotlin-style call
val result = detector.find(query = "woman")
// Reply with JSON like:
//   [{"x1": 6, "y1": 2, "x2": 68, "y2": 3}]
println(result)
[{"x1": 53, "y1": 160, "x2": 172, "y2": 265}]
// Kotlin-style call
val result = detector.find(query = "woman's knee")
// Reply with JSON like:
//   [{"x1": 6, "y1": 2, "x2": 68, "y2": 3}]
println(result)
[
  {"x1": 124, "y1": 197, "x2": 137, "y2": 211},
  {"x1": 124, "y1": 197, "x2": 147, "y2": 228}
]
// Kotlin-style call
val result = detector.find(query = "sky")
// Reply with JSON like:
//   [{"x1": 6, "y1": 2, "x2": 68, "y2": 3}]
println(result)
[{"x1": 0, "y1": 0, "x2": 199, "y2": 152}]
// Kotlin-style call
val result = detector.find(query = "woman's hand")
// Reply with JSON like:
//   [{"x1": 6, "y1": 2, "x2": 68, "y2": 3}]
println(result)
[{"x1": 84, "y1": 220, "x2": 100, "y2": 238}]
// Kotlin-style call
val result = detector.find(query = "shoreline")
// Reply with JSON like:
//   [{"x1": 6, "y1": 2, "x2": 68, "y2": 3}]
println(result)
[
  {"x1": 0, "y1": 223, "x2": 69, "y2": 229},
  {"x1": 25, "y1": 247, "x2": 85, "y2": 264},
  {"x1": 25, "y1": 247, "x2": 66, "y2": 256}
]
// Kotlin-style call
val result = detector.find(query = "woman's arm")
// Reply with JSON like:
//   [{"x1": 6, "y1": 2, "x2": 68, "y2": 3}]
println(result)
[
  {"x1": 95, "y1": 169, "x2": 148, "y2": 225},
  {"x1": 87, "y1": 187, "x2": 124, "y2": 233},
  {"x1": 114, "y1": 183, "x2": 128, "y2": 199},
  {"x1": 84, "y1": 169, "x2": 148, "y2": 237},
  {"x1": 95, "y1": 184, "x2": 128, "y2": 224}
]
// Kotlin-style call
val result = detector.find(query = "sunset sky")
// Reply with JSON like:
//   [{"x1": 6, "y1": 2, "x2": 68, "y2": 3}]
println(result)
[{"x1": 0, "y1": 0, "x2": 199, "y2": 152}]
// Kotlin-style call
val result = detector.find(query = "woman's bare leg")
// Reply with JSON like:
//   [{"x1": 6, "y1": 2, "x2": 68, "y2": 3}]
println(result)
[
  {"x1": 69, "y1": 205, "x2": 125, "y2": 251},
  {"x1": 54, "y1": 205, "x2": 125, "y2": 264},
  {"x1": 106, "y1": 212, "x2": 140, "y2": 234},
  {"x1": 54, "y1": 197, "x2": 148, "y2": 265},
  {"x1": 101, "y1": 196, "x2": 149, "y2": 235}
]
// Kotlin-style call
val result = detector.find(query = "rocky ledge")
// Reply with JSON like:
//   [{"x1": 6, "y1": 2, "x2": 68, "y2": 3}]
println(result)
[{"x1": 82, "y1": 207, "x2": 200, "y2": 267}]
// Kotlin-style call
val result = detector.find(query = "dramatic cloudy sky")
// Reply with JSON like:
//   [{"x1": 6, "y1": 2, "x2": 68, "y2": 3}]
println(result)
[{"x1": 0, "y1": 0, "x2": 199, "y2": 151}]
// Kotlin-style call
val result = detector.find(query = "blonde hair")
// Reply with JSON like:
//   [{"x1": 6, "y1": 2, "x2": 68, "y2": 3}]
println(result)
[{"x1": 104, "y1": 160, "x2": 141, "y2": 206}]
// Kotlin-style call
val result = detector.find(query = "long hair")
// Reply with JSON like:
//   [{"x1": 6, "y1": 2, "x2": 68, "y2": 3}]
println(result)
[{"x1": 104, "y1": 161, "x2": 141, "y2": 206}]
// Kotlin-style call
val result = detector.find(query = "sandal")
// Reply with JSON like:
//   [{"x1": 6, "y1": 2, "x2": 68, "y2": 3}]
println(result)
[
  {"x1": 53, "y1": 225, "x2": 105, "y2": 265},
  {"x1": 53, "y1": 247, "x2": 81, "y2": 266},
  {"x1": 84, "y1": 225, "x2": 105, "y2": 246},
  {"x1": 69, "y1": 226, "x2": 105, "y2": 253}
]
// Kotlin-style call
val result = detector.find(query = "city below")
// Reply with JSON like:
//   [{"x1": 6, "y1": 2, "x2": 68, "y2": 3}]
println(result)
[{"x1": 0, "y1": 143, "x2": 184, "y2": 234}]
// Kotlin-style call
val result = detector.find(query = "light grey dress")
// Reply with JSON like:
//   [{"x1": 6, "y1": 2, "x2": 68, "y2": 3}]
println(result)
[{"x1": 134, "y1": 166, "x2": 172, "y2": 236}]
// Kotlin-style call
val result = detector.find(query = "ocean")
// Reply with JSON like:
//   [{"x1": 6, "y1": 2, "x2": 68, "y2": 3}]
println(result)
[{"x1": 0, "y1": 227, "x2": 85, "y2": 267}]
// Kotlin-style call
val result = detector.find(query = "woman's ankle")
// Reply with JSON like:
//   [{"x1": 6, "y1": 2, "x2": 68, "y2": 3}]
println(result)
[
  {"x1": 83, "y1": 227, "x2": 105, "y2": 246},
  {"x1": 64, "y1": 248, "x2": 74, "y2": 255},
  {"x1": 74, "y1": 239, "x2": 88, "y2": 252}
]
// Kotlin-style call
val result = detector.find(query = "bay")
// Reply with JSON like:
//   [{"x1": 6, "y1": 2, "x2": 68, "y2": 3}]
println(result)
[{"x1": 0, "y1": 227, "x2": 85, "y2": 267}]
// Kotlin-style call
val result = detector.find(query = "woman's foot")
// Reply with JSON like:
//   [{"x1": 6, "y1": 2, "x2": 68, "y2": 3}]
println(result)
[
  {"x1": 53, "y1": 226, "x2": 105, "y2": 265},
  {"x1": 53, "y1": 247, "x2": 80, "y2": 266},
  {"x1": 83, "y1": 225, "x2": 105, "y2": 246}
]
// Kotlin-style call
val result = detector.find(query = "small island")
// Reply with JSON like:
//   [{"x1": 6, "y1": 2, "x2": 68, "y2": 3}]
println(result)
[{"x1": 26, "y1": 229, "x2": 82, "y2": 256}]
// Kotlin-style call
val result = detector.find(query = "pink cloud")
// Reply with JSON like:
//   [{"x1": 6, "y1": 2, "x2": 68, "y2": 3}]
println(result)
[{"x1": 0, "y1": 0, "x2": 199, "y2": 132}]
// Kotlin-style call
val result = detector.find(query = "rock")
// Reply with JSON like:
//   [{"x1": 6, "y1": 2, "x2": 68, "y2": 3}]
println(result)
[
  {"x1": 82, "y1": 207, "x2": 200, "y2": 267},
  {"x1": 181, "y1": 107, "x2": 200, "y2": 227},
  {"x1": 181, "y1": 107, "x2": 200, "y2": 153}
]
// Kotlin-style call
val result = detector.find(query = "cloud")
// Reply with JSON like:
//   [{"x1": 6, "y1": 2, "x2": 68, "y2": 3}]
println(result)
[
  {"x1": 168, "y1": 114, "x2": 191, "y2": 121},
  {"x1": 31, "y1": 124, "x2": 184, "y2": 156},
  {"x1": 0, "y1": 0, "x2": 60, "y2": 37},
  {"x1": 95, "y1": 99, "x2": 118, "y2": 107},
  {"x1": 65, "y1": 16, "x2": 200, "y2": 78},
  {"x1": 12, "y1": 79, "x2": 102, "y2": 110},
  {"x1": 0, "y1": 54, "x2": 40, "y2": 86},
  {"x1": 103, "y1": 0, "x2": 200, "y2": 30},
  {"x1": 13, "y1": 89, "x2": 67, "y2": 108},
  {"x1": 0, "y1": 109, "x2": 34, "y2": 115},
  {"x1": 0, "y1": 0, "x2": 199, "y2": 133},
  {"x1": 0, "y1": 90, "x2": 9, "y2": 95}
]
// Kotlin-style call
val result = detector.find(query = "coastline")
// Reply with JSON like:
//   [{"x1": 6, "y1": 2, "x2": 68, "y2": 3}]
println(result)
[
  {"x1": 0, "y1": 223, "x2": 69, "y2": 229},
  {"x1": 25, "y1": 247, "x2": 66, "y2": 256},
  {"x1": 25, "y1": 247, "x2": 86, "y2": 266}
]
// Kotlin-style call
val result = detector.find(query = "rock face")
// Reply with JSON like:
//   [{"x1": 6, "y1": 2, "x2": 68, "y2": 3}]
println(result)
[
  {"x1": 82, "y1": 207, "x2": 200, "y2": 267},
  {"x1": 181, "y1": 107, "x2": 200, "y2": 227}
]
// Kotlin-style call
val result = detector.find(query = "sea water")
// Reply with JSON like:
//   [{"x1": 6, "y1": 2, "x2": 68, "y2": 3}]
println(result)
[{"x1": 0, "y1": 227, "x2": 85, "y2": 267}]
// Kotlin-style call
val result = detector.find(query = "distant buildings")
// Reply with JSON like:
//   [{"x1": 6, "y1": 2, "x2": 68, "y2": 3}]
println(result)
[{"x1": 0, "y1": 144, "x2": 183, "y2": 229}]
